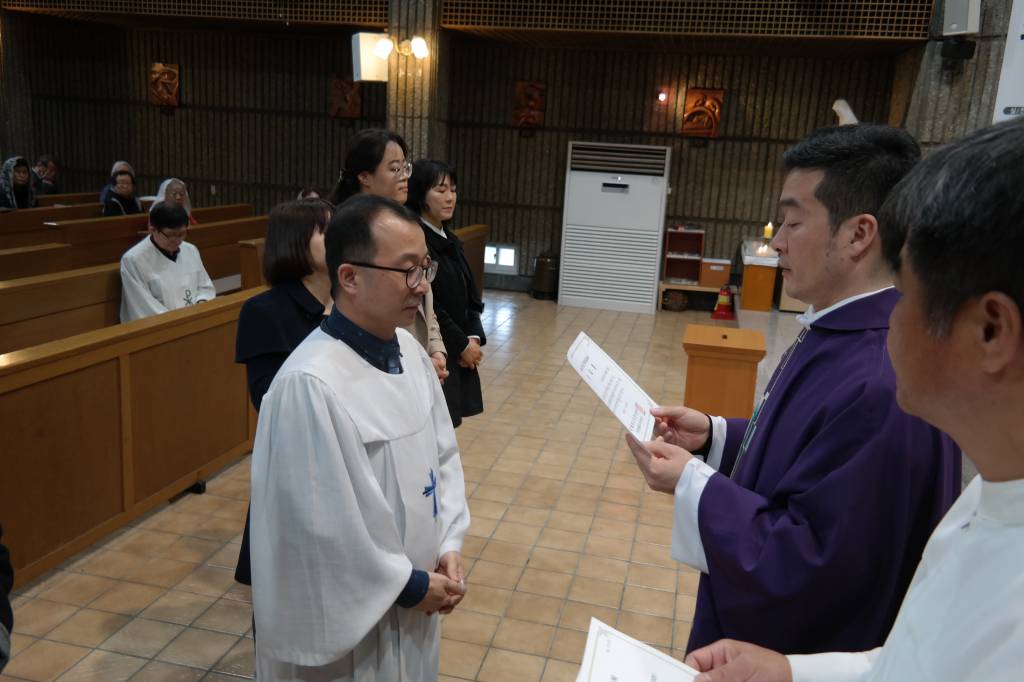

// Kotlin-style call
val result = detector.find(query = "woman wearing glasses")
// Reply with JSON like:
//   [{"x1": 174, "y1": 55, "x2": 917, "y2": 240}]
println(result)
[
  {"x1": 233, "y1": 198, "x2": 335, "y2": 591},
  {"x1": 330, "y1": 128, "x2": 449, "y2": 382},
  {"x1": 407, "y1": 160, "x2": 485, "y2": 427}
]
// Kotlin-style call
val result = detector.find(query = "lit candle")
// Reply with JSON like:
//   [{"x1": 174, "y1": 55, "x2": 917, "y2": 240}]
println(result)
[
  {"x1": 756, "y1": 243, "x2": 772, "y2": 256},
  {"x1": 763, "y1": 221, "x2": 774, "y2": 239}
]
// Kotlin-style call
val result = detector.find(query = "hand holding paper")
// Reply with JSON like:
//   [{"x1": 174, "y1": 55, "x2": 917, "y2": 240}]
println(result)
[
  {"x1": 626, "y1": 434, "x2": 695, "y2": 494},
  {"x1": 567, "y1": 332, "x2": 656, "y2": 441}
]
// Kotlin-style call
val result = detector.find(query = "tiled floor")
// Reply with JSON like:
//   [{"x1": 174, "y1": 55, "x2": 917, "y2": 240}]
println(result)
[{"x1": 5, "y1": 291, "x2": 800, "y2": 682}]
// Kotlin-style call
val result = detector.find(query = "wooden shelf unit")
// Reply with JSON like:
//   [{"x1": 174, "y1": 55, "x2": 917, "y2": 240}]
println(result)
[{"x1": 662, "y1": 227, "x2": 704, "y2": 285}]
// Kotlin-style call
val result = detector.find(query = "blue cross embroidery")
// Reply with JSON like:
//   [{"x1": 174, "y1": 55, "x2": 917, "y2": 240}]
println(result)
[{"x1": 423, "y1": 469, "x2": 438, "y2": 518}]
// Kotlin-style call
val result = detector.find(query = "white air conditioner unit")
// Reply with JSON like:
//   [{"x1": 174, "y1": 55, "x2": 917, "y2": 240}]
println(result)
[{"x1": 558, "y1": 142, "x2": 671, "y2": 314}]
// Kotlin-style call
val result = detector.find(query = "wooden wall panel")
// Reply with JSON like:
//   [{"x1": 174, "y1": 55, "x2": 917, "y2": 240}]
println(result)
[
  {"x1": 446, "y1": 35, "x2": 896, "y2": 274},
  {"x1": 0, "y1": 359, "x2": 123, "y2": 571},
  {"x1": 0, "y1": 11, "x2": 387, "y2": 213}
]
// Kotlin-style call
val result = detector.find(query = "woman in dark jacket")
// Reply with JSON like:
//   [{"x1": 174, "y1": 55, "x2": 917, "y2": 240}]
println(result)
[
  {"x1": 233, "y1": 198, "x2": 334, "y2": 587},
  {"x1": 102, "y1": 170, "x2": 143, "y2": 216},
  {"x1": 0, "y1": 157, "x2": 36, "y2": 210},
  {"x1": 406, "y1": 159, "x2": 486, "y2": 427}
]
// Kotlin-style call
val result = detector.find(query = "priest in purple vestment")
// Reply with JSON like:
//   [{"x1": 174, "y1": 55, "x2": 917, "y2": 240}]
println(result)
[{"x1": 627, "y1": 124, "x2": 962, "y2": 656}]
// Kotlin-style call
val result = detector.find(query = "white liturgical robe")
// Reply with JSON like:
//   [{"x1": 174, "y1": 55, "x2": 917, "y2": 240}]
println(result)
[
  {"x1": 250, "y1": 326, "x2": 470, "y2": 682},
  {"x1": 119, "y1": 236, "x2": 215, "y2": 322},
  {"x1": 787, "y1": 474, "x2": 1024, "y2": 681}
]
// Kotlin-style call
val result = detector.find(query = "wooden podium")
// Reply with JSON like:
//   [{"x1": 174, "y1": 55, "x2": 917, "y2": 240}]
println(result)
[{"x1": 683, "y1": 324, "x2": 766, "y2": 418}]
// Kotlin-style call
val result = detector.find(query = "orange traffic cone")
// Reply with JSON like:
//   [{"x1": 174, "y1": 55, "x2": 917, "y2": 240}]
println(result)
[{"x1": 711, "y1": 285, "x2": 735, "y2": 320}]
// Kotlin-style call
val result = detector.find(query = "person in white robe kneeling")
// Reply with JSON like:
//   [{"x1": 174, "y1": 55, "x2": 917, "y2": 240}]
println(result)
[
  {"x1": 681, "y1": 118, "x2": 1024, "y2": 682},
  {"x1": 250, "y1": 194, "x2": 470, "y2": 681},
  {"x1": 119, "y1": 202, "x2": 215, "y2": 322}
]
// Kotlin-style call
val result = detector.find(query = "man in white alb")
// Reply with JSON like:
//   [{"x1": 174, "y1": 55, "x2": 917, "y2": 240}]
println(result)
[
  {"x1": 250, "y1": 194, "x2": 470, "y2": 681},
  {"x1": 119, "y1": 202, "x2": 215, "y2": 321},
  {"x1": 680, "y1": 118, "x2": 1024, "y2": 682}
]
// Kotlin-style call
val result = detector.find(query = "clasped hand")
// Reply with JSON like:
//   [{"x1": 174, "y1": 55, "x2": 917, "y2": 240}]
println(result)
[{"x1": 416, "y1": 551, "x2": 466, "y2": 616}]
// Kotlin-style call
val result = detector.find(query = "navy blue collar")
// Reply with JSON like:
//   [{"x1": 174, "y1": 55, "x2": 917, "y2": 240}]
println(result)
[{"x1": 321, "y1": 307, "x2": 403, "y2": 374}]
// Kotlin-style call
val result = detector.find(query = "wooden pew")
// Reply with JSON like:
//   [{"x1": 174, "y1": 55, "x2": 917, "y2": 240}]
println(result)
[
  {"x1": 8, "y1": 203, "x2": 254, "y2": 274},
  {"x1": 0, "y1": 217, "x2": 268, "y2": 353},
  {"x1": 0, "y1": 242, "x2": 71, "y2": 279},
  {"x1": 0, "y1": 204, "x2": 104, "y2": 248},
  {"x1": 0, "y1": 289, "x2": 262, "y2": 587},
  {"x1": 36, "y1": 191, "x2": 99, "y2": 207},
  {"x1": 234, "y1": 223, "x2": 490, "y2": 293}
]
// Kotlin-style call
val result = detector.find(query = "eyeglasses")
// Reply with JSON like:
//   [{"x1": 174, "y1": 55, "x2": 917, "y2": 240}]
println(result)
[
  {"x1": 158, "y1": 227, "x2": 188, "y2": 242},
  {"x1": 391, "y1": 162, "x2": 413, "y2": 180},
  {"x1": 348, "y1": 259, "x2": 438, "y2": 288}
]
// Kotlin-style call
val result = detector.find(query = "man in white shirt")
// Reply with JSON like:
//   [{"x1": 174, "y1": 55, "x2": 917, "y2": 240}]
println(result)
[
  {"x1": 119, "y1": 202, "x2": 215, "y2": 322},
  {"x1": 250, "y1": 194, "x2": 470, "y2": 681},
  {"x1": 679, "y1": 118, "x2": 1024, "y2": 682}
]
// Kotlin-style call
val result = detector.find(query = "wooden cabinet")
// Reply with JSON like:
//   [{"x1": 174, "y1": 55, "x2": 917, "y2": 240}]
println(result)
[
  {"x1": 683, "y1": 324, "x2": 766, "y2": 418},
  {"x1": 659, "y1": 227, "x2": 721, "y2": 309}
]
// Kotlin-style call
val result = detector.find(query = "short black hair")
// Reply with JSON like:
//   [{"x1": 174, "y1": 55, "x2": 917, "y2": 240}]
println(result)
[
  {"x1": 880, "y1": 117, "x2": 1024, "y2": 336},
  {"x1": 783, "y1": 124, "x2": 920, "y2": 234},
  {"x1": 325, "y1": 194, "x2": 420, "y2": 291},
  {"x1": 329, "y1": 128, "x2": 409, "y2": 205},
  {"x1": 406, "y1": 159, "x2": 458, "y2": 218},
  {"x1": 112, "y1": 170, "x2": 135, "y2": 185},
  {"x1": 262, "y1": 199, "x2": 333, "y2": 286},
  {"x1": 149, "y1": 202, "x2": 189, "y2": 230}
]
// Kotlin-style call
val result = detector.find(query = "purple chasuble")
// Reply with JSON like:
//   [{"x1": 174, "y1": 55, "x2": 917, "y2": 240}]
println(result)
[{"x1": 689, "y1": 288, "x2": 961, "y2": 655}]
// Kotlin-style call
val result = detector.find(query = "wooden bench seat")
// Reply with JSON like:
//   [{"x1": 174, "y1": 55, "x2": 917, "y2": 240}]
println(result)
[{"x1": 36, "y1": 191, "x2": 101, "y2": 207}]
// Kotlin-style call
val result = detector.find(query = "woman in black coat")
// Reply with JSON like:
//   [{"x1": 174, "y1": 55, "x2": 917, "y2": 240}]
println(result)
[
  {"x1": 233, "y1": 198, "x2": 334, "y2": 587},
  {"x1": 407, "y1": 160, "x2": 486, "y2": 427}
]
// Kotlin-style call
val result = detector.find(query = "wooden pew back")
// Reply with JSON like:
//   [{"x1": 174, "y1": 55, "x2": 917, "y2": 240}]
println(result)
[
  {"x1": 0, "y1": 216, "x2": 268, "y2": 354},
  {"x1": 0, "y1": 289, "x2": 260, "y2": 586},
  {"x1": 0, "y1": 204, "x2": 104, "y2": 248},
  {"x1": 36, "y1": 191, "x2": 99, "y2": 207},
  {"x1": 0, "y1": 242, "x2": 71, "y2": 279}
]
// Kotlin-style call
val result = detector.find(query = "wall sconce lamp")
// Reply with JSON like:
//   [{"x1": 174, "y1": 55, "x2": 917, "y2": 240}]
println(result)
[
  {"x1": 657, "y1": 89, "x2": 669, "y2": 104},
  {"x1": 352, "y1": 33, "x2": 429, "y2": 82}
]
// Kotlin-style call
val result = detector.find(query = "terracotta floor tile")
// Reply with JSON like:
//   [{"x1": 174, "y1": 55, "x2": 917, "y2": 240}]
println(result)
[
  {"x1": 616, "y1": 611, "x2": 674, "y2": 647},
  {"x1": 36, "y1": 573, "x2": 117, "y2": 607},
  {"x1": 504, "y1": 505, "x2": 551, "y2": 527},
  {"x1": 440, "y1": 609, "x2": 500, "y2": 646},
  {"x1": 622, "y1": 585, "x2": 675, "y2": 618},
  {"x1": 100, "y1": 618, "x2": 185, "y2": 658},
  {"x1": 109, "y1": 530, "x2": 180, "y2": 557},
  {"x1": 589, "y1": 517, "x2": 637, "y2": 542},
  {"x1": 548, "y1": 628, "x2": 588, "y2": 663},
  {"x1": 678, "y1": 570, "x2": 700, "y2": 595},
  {"x1": 88, "y1": 582, "x2": 166, "y2": 617},
  {"x1": 460, "y1": 535, "x2": 487, "y2": 559},
  {"x1": 504, "y1": 593, "x2": 564, "y2": 626},
  {"x1": 469, "y1": 499, "x2": 509, "y2": 520},
  {"x1": 12, "y1": 599, "x2": 78, "y2": 637},
  {"x1": 3, "y1": 638, "x2": 90, "y2": 681},
  {"x1": 492, "y1": 520, "x2": 542, "y2": 545},
  {"x1": 536, "y1": 528, "x2": 586, "y2": 553},
  {"x1": 674, "y1": 620, "x2": 694, "y2": 650},
  {"x1": 121, "y1": 660, "x2": 205, "y2": 681},
  {"x1": 467, "y1": 560, "x2": 523, "y2": 590},
  {"x1": 479, "y1": 540, "x2": 532, "y2": 567},
  {"x1": 472, "y1": 484, "x2": 517, "y2": 504},
  {"x1": 438, "y1": 638, "x2": 487, "y2": 680},
  {"x1": 595, "y1": 501, "x2": 639, "y2": 523},
  {"x1": 121, "y1": 558, "x2": 197, "y2": 589},
  {"x1": 541, "y1": 659, "x2": 581, "y2": 682},
  {"x1": 553, "y1": 495, "x2": 598, "y2": 516},
  {"x1": 676, "y1": 594, "x2": 698, "y2": 621},
  {"x1": 477, "y1": 647, "x2": 546, "y2": 682},
  {"x1": 568, "y1": 577, "x2": 623, "y2": 609},
  {"x1": 558, "y1": 600, "x2": 619, "y2": 632},
  {"x1": 210, "y1": 636, "x2": 254, "y2": 677},
  {"x1": 155, "y1": 536, "x2": 226, "y2": 564},
  {"x1": 156, "y1": 628, "x2": 239, "y2": 669},
  {"x1": 525, "y1": 548, "x2": 579, "y2": 575},
  {"x1": 173, "y1": 566, "x2": 237, "y2": 598},
  {"x1": 192, "y1": 598, "x2": 253, "y2": 635},
  {"x1": 459, "y1": 584, "x2": 512, "y2": 617},
  {"x1": 74, "y1": 550, "x2": 149, "y2": 580},
  {"x1": 583, "y1": 534, "x2": 632, "y2": 561},
  {"x1": 204, "y1": 544, "x2": 241, "y2": 570},
  {"x1": 492, "y1": 618, "x2": 555, "y2": 656},
  {"x1": 58, "y1": 649, "x2": 146, "y2": 681},
  {"x1": 517, "y1": 568, "x2": 573, "y2": 599},
  {"x1": 545, "y1": 511, "x2": 593, "y2": 534},
  {"x1": 631, "y1": 541, "x2": 677, "y2": 568},
  {"x1": 142, "y1": 591, "x2": 217, "y2": 625},
  {"x1": 626, "y1": 563, "x2": 678, "y2": 592},
  {"x1": 44, "y1": 608, "x2": 131, "y2": 648},
  {"x1": 9, "y1": 633, "x2": 37, "y2": 658},
  {"x1": 576, "y1": 555, "x2": 629, "y2": 583}
]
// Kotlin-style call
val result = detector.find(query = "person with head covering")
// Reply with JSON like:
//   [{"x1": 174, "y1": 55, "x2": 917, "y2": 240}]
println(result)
[
  {"x1": 119, "y1": 202, "x2": 215, "y2": 321},
  {"x1": 331, "y1": 128, "x2": 449, "y2": 383},
  {"x1": 680, "y1": 116, "x2": 1024, "y2": 682},
  {"x1": 0, "y1": 157, "x2": 37, "y2": 210},
  {"x1": 0, "y1": 525, "x2": 12, "y2": 674},
  {"x1": 297, "y1": 186, "x2": 322, "y2": 200},
  {"x1": 406, "y1": 159, "x2": 486, "y2": 428},
  {"x1": 154, "y1": 177, "x2": 197, "y2": 224},
  {"x1": 100, "y1": 160, "x2": 135, "y2": 204},
  {"x1": 250, "y1": 194, "x2": 469, "y2": 681},
  {"x1": 628, "y1": 123, "x2": 961, "y2": 658},
  {"x1": 103, "y1": 169, "x2": 143, "y2": 216}
]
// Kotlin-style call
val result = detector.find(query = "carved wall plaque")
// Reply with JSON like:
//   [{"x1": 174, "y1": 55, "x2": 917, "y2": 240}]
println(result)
[
  {"x1": 682, "y1": 88, "x2": 724, "y2": 138},
  {"x1": 149, "y1": 62, "x2": 180, "y2": 107}
]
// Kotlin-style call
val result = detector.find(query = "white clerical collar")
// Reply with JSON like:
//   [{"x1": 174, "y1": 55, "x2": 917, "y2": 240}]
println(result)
[
  {"x1": 796, "y1": 285, "x2": 894, "y2": 329},
  {"x1": 978, "y1": 476, "x2": 1024, "y2": 525},
  {"x1": 421, "y1": 218, "x2": 447, "y2": 239}
]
